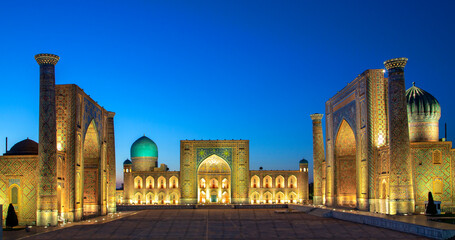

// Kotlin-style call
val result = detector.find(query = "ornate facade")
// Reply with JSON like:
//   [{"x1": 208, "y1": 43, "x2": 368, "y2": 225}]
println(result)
[
  {"x1": 121, "y1": 138, "x2": 309, "y2": 205},
  {"x1": 313, "y1": 57, "x2": 455, "y2": 215},
  {"x1": 0, "y1": 54, "x2": 116, "y2": 226}
]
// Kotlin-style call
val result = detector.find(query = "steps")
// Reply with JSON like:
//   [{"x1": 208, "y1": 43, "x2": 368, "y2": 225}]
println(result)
[{"x1": 196, "y1": 204, "x2": 234, "y2": 209}]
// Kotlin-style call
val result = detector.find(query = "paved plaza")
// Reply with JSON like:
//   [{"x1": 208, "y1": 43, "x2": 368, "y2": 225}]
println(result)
[{"x1": 17, "y1": 209, "x2": 428, "y2": 239}]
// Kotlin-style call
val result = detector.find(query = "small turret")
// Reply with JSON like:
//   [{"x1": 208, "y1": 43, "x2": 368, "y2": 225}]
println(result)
[
  {"x1": 299, "y1": 158, "x2": 309, "y2": 203},
  {"x1": 123, "y1": 159, "x2": 133, "y2": 204}
]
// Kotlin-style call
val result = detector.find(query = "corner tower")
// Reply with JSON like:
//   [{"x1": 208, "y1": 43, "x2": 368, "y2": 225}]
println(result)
[
  {"x1": 384, "y1": 58, "x2": 415, "y2": 214},
  {"x1": 35, "y1": 53, "x2": 60, "y2": 226},
  {"x1": 310, "y1": 113, "x2": 324, "y2": 205}
]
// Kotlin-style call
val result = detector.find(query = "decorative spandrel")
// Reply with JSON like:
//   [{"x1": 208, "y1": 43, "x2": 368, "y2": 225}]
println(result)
[
  {"x1": 196, "y1": 148, "x2": 232, "y2": 168},
  {"x1": 83, "y1": 97, "x2": 103, "y2": 140}
]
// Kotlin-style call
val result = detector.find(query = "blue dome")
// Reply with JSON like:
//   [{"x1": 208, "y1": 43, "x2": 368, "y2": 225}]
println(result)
[
  {"x1": 299, "y1": 158, "x2": 308, "y2": 164},
  {"x1": 406, "y1": 82, "x2": 441, "y2": 121},
  {"x1": 130, "y1": 136, "x2": 158, "y2": 158},
  {"x1": 123, "y1": 159, "x2": 132, "y2": 165}
]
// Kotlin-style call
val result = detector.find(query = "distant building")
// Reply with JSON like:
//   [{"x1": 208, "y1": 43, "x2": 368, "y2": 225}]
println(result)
[
  {"x1": 0, "y1": 54, "x2": 116, "y2": 226},
  {"x1": 312, "y1": 58, "x2": 454, "y2": 215},
  {"x1": 119, "y1": 138, "x2": 309, "y2": 205}
]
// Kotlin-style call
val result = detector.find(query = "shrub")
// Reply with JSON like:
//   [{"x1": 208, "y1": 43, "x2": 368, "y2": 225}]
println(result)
[
  {"x1": 6, "y1": 203, "x2": 18, "y2": 228},
  {"x1": 426, "y1": 192, "x2": 437, "y2": 215}
]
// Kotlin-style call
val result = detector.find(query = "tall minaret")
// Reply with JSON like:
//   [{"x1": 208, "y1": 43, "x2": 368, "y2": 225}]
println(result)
[
  {"x1": 35, "y1": 53, "x2": 60, "y2": 226},
  {"x1": 310, "y1": 113, "x2": 324, "y2": 205},
  {"x1": 384, "y1": 58, "x2": 415, "y2": 215}
]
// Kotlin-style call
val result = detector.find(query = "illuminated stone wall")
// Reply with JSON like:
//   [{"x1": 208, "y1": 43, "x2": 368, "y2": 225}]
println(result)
[
  {"x1": 335, "y1": 120, "x2": 356, "y2": 207},
  {"x1": 310, "y1": 114, "x2": 324, "y2": 205},
  {"x1": 55, "y1": 84, "x2": 115, "y2": 222},
  {"x1": 321, "y1": 58, "x2": 455, "y2": 215},
  {"x1": 249, "y1": 170, "x2": 306, "y2": 204},
  {"x1": 0, "y1": 155, "x2": 38, "y2": 225},
  {"x1": 324, "y1": 69, "x2": 392, "y2": 212},
  {"x1": 411, "y1": 142, "x2": 455, "y2": 212},
  {"x1": 128, "y1": 172, "x2": 180, "y2": 204},
  {"x1": 122, "y1": 139, "x2": 309, "y2": 205},
  {"x1": 180, "y1": 140, "x2": 249, "y2": 204},
  {"x1": 0, "y1": 54, "x2": 116, "y2": 226}
]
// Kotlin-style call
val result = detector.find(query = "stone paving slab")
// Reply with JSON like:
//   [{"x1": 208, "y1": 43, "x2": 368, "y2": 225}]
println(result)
[
  {"x1": 290, "y1": 205, "x2": 455, "y2": 239},
  {"x1": 15, "y1": 209, "x2": 428, "y2": 240}
]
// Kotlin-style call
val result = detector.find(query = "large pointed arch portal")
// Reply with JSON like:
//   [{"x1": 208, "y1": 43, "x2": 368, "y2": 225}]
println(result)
[
  {"x1": 335, "y1": 120, "x2": 357, "y2": 208},
  {"x1": 82, "y1": 120, "x2": 101, "y2": 216},
  {"x1": 197, "y1": 154, "x2": 231, "y2": 204}
]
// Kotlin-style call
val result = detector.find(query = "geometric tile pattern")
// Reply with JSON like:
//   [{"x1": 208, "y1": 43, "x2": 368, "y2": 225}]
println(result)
[
  {"x1": 37, "y1": 61, "x2": 59, "y2": 221},
  {"x1": 311, "y1": 114, "x2": 324, "y2": 205},
  {"x1": 196, "y1": 148, "x2": 232, "y2": 168},
  {"x1": 0, "y1": 156, "x2": 38, "y2": 225},
  {"x1": 386, "y1": 61, "x2": 414, "y2": 213},
  {"x1": 0, "y1": 54, "x2": 116, "y2": 226},
  {"x1": 179, "y1": 141, "x2": 249, "y2": 204},
  {"x1": 411, "y1": 143, "x2": 452, "y2": 205},
  {"x1": 335, "y1": 120, "x2": 356, "y2": 205}
]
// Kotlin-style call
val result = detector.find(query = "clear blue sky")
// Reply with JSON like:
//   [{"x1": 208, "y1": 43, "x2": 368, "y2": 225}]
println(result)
[{"x1": 1, "y1": 1, "x2": 454, "y2": 185}]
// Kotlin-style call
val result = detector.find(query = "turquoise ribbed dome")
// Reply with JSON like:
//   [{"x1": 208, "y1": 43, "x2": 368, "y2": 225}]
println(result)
[
  {"x1": 299, "y1": 158, "x2": 308, "y2": 164},
  {"x1": 406, "y1": 83, "x2": 441, "y2": 121},
  {"x1": 130, "y1": 136, "x2": 158, "y2": 158}
]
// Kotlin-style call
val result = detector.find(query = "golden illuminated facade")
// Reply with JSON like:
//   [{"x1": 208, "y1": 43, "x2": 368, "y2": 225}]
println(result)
[
  {"x1": 314, "y1": 57, "x2": 455, "y2": 215},
  {"x1": 121, "y1": 139, "x2": 309, "y2": 205},
  {"x1": 0, "y1": 54, "x2": 116, "y2": 226}
]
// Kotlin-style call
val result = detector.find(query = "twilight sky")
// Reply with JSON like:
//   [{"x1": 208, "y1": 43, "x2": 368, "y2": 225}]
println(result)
[{"x1": 1, "y1": 1, "x2": 454, "y2": 185}]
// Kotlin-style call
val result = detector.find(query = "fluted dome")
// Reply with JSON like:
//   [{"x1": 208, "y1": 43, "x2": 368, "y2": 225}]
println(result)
[
  {"x1": 299, "y1": 158, "x2": 308, "y2": 164},
  {"x1": 123, "y1": 159, "x2": 132, "y2": 165},
  {"x1": 406, "y1": 83, "x2": 441, "y2": 142},
  {"x1": 130, "y1": 136, "x2": 158, "y2": 158},
  {"x1": 406, "y1": 82, "x2": 441, "y2": 121},
  {"x1": 5, "y1": 138, "x2": 38, "y2": 155}
]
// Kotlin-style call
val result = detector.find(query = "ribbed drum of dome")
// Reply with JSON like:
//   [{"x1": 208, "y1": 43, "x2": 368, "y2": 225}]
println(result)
[
  {"x1": 130, "y1": 136, "x2": 158, "y2": 171},
  {"x1": 406, "y1": 83, "x2": 441, "y2": 142}
]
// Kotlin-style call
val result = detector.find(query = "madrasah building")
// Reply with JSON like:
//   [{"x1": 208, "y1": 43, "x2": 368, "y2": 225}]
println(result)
[
  {"x1": 0, "y1": 54, "x2": 309, "y2": 226},
  {"x1": 118, "y1": 138, "x2": 309, "y2": 205},
  {"x1": 0, "y1": 54, "x2": 116, "y2": 226},
  {"x1": 312, "y1": 58, "x2": 455, "y2": 215}
]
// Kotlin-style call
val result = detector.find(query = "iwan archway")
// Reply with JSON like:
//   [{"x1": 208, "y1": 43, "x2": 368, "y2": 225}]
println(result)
[
  {"x1": 82, "y1": 120, "x2": 102, "y2": 216},
  {"x1": 335, "y1": 120, "x2": 357, "y2": 208},
  {"x1": 197, "y1": 154, "x2": 231, "y2": 204}
]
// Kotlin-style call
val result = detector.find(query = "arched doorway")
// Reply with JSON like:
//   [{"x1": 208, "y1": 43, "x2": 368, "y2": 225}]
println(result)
[
  {"x1": 251, "y1": 175, "x2": 260, "y2": 188},
  {"x1": 276, "y1": 176, "x2": 284, "y2": 188},
  {"x1": 158, "y1": 192, "x2": 165, "y2": 204},
  {"x1": 276, "y1": 192, "x2": 284, "y2": 203},
  {"x1": 335, "y1": 120, "x2": 357, "y2": 208},
  {"x1": 83, "y1": 120, "x2": 101, "y2": 216},
  {"x1": 251, "y1": 192, "x2": 260, "y2": 204},
  {"x1": 9, "y1": 185, "x2": 20, "y2": 221},
  {"x1": 264, "y1": 192, "x2": 272, "y2": 204},
  {"x1": 57, "y1": 185, "x2": 63, "y2": 217},
  {"x1": 197, "y1": 155, "x2": 231, "y2": 204},
  {"x1": 379, "y1": 179, "x2": 388, "y2": 214},
  {"x1": 146, "y1": 193, "x2": 154, "y2": 204},
  {"x1": 289, "y1": 192, "x2": 297, "y2": 203},
  {"x1": 170, "y1": 192, "x2": 179, "y2": 204},
  {"x1": 263, "y1": 176, "x2": 272, "y2": 188}
]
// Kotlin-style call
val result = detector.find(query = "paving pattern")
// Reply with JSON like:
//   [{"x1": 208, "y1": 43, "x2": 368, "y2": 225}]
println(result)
[{"x1": 21, "y1": 209, "x2": 429, "y2": 239}]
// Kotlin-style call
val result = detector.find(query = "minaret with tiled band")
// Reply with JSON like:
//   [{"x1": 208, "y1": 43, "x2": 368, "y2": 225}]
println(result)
[
  {"x1": 310, "y1": 113, "x2": 325, "y2": 205},
  {"x1": 36, "y1": 53, "x2": 60, "y2": 226},
  {"x1": 384, "y1": 58, "x2": 415, "y2": 214}
]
